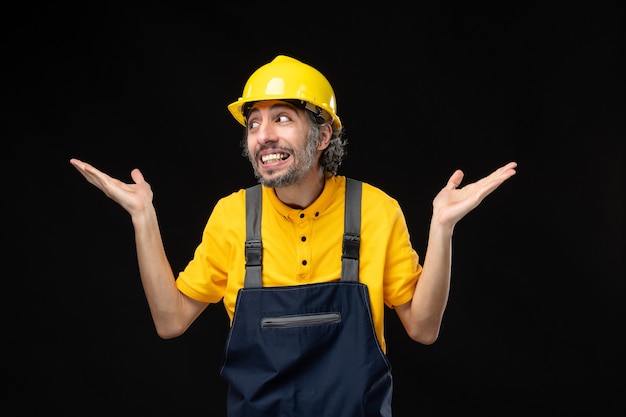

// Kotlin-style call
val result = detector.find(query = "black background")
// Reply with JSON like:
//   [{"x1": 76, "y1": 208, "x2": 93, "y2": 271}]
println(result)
[{"x1": 4, "y1": 2, "x2": 624, "y2": 416}]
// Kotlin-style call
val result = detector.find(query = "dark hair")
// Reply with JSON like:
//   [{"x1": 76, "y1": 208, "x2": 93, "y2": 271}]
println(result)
[{"x1": 305, "y1": 111, "x2": 347, "y2": 176}]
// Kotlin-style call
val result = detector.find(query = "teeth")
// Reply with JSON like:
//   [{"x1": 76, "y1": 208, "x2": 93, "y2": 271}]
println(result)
[{"x1": 261, "y1": 153, "x2": 287, "y2": 163}]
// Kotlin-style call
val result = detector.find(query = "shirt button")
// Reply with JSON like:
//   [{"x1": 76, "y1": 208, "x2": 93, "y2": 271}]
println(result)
[
  {"x1": 299, "y1": 213, "x2": 305, "y2": 218},
  {"x1": 302, "y1": 260, "x2": 307, "y2": 266},
  {"x1": 301, "y1": 236, "x2": 306, "y2": 242}
]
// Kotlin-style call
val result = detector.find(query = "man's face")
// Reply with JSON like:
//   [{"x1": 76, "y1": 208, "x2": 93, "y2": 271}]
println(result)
[{"x1": 244, "y1": 100, "x2": 321, "y2": 188}]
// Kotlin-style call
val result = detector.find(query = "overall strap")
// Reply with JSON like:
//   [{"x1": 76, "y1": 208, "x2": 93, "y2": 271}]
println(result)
[
  {"x1": 244, "y1": 178, "x2": 363, "y2": 288},
  {"x1": 244, "y1": 184, "x2": 263, "y2": 288},
  {"x1": 341, "y1": 178, "x2": 362, "y2": 282}
]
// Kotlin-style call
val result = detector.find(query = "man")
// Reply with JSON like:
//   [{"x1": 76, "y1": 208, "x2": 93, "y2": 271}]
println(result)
[{"x1": 70, "y1": 55, "x2": 517, "y2": 416}]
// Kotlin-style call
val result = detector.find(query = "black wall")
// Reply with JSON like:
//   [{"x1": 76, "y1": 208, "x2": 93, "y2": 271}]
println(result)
[{"x1": 5, "y1": 2, "x2": 624, "y2": 416}]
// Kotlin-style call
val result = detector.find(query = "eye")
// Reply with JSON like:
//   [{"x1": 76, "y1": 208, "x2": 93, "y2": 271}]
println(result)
[
  {"x1": 247, "y1": 119, "x2": 260, "y2": 130},
  {"x1": 276, "y1": 114, "x2": 291, "y2": 123}
]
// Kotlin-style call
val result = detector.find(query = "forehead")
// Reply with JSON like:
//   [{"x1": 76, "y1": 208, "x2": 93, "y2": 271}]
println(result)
[{"x1": 248, "y1": 100, "x2": 300, "y2": 113}]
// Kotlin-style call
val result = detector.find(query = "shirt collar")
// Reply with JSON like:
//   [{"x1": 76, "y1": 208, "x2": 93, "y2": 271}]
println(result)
[{"x1": 263, "y1": 175, "x2": 341, "y2": 220}]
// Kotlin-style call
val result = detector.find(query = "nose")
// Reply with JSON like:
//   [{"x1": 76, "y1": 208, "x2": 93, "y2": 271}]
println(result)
[{"x1": 255, "y1": 119, "x2": 278, "y2": 146}]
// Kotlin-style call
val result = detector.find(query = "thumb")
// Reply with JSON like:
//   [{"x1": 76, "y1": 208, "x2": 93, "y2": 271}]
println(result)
[
  {"x1": 446, "y1": 169, "x2": 465, "y2": 190},
  {"x1": 130, "y1": 168, "x2": 145, "y2": 184}
]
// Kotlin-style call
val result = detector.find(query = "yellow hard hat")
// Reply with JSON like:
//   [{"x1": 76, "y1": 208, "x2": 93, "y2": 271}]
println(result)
[{"x1": 227, "y1": 55, "x2": 342, "y2": 131}]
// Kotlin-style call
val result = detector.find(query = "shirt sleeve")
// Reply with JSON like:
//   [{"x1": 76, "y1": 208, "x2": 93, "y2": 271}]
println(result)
[
  {"x1": 175, "y1": 195, "x2": 237, "y2": 304},
  {"x1": 383, "y1": 204, "x2": 422, "y2": 308}
]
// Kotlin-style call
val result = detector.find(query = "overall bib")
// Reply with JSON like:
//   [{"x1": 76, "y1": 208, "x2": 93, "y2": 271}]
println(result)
[{"x1": 220, "y1": 179, "x2": 393, "y2": 417}]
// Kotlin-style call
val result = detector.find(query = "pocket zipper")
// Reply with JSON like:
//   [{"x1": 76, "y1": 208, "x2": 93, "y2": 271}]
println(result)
[{"x1": 261, "y1": 312, "x2": 341, "y2": 328}]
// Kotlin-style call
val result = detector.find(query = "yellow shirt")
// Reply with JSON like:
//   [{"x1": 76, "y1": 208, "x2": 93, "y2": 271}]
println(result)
[{"x1": 175, "y1": 175, "x2": 422, "y2": 352}]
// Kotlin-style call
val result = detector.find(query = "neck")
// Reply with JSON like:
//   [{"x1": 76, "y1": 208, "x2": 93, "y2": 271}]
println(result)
[{"x1": 274, "y1": 169, "x2": 326, "y2": 209}]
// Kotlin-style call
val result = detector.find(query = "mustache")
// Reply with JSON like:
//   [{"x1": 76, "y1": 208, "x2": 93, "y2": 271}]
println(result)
[{"x1": 254, "y1": 145, "x2": 294, "y2": 160}]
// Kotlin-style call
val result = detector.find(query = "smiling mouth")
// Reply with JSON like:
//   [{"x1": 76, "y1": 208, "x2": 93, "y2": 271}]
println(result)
[{"x1": 261, "y1": 152, "x2": 289, "y2": 164}]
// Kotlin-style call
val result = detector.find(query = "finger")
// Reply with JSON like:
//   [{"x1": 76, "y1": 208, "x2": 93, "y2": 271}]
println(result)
[
  {"x1": 493, "y1": 161, "x2": 517, "y2": 178},
  {"x1": 446, "y1": 169, "x2": 465, "y2": 190},
  {"x1": 503, "y1": 161, "x2": 518, "y2": 171},
  {"x1": 130, "y1": 168, "x2": 145, "y2": 184},
  {"x1": 70, "y1": 158, "x2": 100, "y2": 177},
  {"x1": 70, "y1": 158, "x2": 118, "y2": 194},
  {"x1": 491, "y1": 162, "x2": 518, "y2": 183},
  {"x1": 474, "y1": 162, "x2": 518, "y2": 196},
  {"x1": 69, "y1": 158, "x2": 89, "y2": 171}
]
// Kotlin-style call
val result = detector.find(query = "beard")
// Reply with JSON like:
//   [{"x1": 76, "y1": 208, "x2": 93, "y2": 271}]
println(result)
[{"x1": 247, "y1": 130, "x2": 320, "y2": 188}]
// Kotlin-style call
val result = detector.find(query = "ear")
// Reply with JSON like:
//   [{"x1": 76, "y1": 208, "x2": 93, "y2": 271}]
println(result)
[{"x1": 317, "y1": 124, "x2": 333, "y2": 151}]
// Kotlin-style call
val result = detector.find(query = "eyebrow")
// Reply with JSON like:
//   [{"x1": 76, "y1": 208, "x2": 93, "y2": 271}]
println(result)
[{"x1": 248, "y1": 101, "x2": 299, "y2": 117}]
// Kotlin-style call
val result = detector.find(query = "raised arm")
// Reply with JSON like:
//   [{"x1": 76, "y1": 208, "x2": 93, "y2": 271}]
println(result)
[
  {"x1": 395, "y1": 161, "x2": 518, "y2": 344},
  {"x1": 69, "y1": 158, "x2": 208, "y2": 338}
]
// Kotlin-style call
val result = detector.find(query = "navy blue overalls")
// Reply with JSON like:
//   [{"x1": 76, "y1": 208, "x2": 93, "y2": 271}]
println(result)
[{"x1": 220, "y1": 179, "x2": 393, "y2": 417}]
